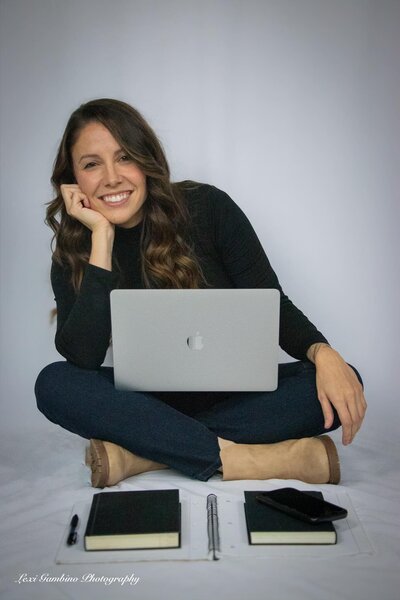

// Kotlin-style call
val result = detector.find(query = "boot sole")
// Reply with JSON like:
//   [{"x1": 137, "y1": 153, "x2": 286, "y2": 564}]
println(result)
[
  {"x1": 85, "y1": 439, "x2": 109, "y2": 488},
  {"x1": 319, "y1": 435, "x2": 340, "y2": 484}
]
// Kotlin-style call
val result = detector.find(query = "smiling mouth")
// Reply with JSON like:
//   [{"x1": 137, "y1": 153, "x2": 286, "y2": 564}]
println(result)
[{"x1": 100, "y1": 191, "x2": 132, "y2": 204}]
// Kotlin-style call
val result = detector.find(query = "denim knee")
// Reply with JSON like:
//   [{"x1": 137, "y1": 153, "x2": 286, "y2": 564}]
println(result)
[{"x1": 34, "y1": 361, "x2": 69, "y2": 420}]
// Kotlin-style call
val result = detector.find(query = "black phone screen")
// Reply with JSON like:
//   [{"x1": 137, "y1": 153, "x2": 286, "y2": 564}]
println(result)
[{"x1": 256, "y1": 488, "x2": 348, "y2": 523}]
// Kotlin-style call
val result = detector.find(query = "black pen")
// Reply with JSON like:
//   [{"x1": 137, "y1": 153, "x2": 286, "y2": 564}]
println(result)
[{"x1": 67, "y1": 514, "x2": 79, "y2": 546}]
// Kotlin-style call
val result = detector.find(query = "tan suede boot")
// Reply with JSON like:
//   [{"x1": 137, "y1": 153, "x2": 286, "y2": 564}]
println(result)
[
  {"x1": 218, "y1": 435, "x2": 340, "y2": 484},
  {"x1": 85, "y1": 439, "x2": 168, "y2": 488}
]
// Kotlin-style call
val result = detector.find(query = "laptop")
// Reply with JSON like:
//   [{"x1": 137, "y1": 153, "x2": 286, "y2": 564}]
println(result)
[{"x1": 110, "y1": 289, "x2": 280, "y2": 392}]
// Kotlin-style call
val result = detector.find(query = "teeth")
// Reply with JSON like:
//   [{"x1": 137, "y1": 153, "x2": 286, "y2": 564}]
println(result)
[{"x1": 102, "y1": 192, "x2": 131, "y2": 203}]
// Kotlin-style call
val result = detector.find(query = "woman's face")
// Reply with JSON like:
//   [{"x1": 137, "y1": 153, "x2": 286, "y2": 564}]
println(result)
[{"x1": 71, "y1": 121, "x2": 147, "y2": 228}]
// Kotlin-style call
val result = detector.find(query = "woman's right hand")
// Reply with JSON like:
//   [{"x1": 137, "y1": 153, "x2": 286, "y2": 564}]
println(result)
[
  {"x1": 61, "y1": 184, "x2": 113, "y2": 233},
  {"x1": 61, "y1": 184, "x2": 115, "y2": 271}
]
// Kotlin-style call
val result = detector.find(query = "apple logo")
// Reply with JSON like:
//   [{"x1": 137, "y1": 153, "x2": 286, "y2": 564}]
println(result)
[{"x1": 187, "y1": 331, "x2": 204, "y2": 350}]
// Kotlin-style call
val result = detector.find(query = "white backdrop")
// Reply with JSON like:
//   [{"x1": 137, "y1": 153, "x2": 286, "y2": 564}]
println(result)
[{"x1": 0, "y1": 0, "x2": 399, "y2": 437}]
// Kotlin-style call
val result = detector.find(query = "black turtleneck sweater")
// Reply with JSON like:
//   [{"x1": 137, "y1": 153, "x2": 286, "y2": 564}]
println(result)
[{"x1": 51, "y1": 183, "x2": 328, "y2": 371}]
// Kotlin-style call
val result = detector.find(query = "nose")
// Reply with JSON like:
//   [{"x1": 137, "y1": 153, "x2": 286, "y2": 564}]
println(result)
[{"x1": 104, "y1": 162, "x2": 122, "y2": 187}]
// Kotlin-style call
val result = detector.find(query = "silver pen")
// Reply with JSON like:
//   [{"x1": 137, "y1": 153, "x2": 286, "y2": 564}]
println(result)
[{"x1": 207, "y1": 494, "x2": 220, "y2": 560}]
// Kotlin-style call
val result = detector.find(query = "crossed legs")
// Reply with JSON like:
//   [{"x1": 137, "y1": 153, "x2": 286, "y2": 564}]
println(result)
[{"x1": 35, "y1": 360, "x2": 361, "y2": 483}]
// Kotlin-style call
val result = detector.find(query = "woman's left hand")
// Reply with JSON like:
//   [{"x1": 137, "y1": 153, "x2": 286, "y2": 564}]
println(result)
[{"x1": 308, "y1": 344, "x2": 367, "y2": 445}]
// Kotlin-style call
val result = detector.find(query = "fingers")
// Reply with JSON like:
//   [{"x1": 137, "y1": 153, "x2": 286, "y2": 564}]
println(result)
[
  {"x1": 339, "y1": 404, "x2": 354, "y2": 446},
  {"x1": 59, "y1": 183, "x2": 112, "y2": 233},
  {"x1": 316, "y1": 354, "x2": 367, "y2": 446},
  {"x1": 319, "y1": 392, "x2": 354, "y2": 444},
  {"x1": 346, "y1": 373, "x2": 367, "y2": 441},
  {"x1": 60, "y1": 184, "x2": 89, "y2": 216},
  {"x1": 323, "y1": 383, "x2": 366, "y2": 445},
  {"x1": 322, "y1": 394, "x2": 353, "y2": 445},
  {"x1": 318, "y1": 393, "x2": 334, "y2": 429}
]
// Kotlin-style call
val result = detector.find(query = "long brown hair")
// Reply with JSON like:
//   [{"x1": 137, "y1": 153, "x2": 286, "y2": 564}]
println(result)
[{"x1": 46, "y1": 98, "x2": 206, "y2": 290}]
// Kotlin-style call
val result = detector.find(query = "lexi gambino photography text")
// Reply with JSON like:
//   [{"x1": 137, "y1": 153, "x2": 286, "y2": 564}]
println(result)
[{"x1": 14, "y1": 572, "x2": 141, "y2": 586}]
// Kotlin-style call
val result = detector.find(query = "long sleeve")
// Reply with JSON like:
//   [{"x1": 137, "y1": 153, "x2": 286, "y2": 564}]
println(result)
[
  {"x1": 51, "y1": 261, "x2": 120, "y2": 369},
  {"x1": 50, "y1": 183, "x2": 329, "y2": 369},
  {"x1": 208, "y1": 186, "x2": 329, "y2": 360}
]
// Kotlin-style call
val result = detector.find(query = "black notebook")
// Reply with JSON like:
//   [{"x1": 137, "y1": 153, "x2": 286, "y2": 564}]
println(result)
[
  {"x1": 244, "y1": 491, "x2": 337, "y2": 545},
  {"x1": 84, "y1": 489, "x2": 181, "y2": 551}
]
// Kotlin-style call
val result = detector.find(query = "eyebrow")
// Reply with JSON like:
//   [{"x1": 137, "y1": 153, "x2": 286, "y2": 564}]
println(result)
[{"x1": 78, "y1": 149, "x2": 125, "y2": 164}]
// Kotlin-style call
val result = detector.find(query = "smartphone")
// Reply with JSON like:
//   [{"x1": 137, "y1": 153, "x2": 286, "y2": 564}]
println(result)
[{"x1": 256, "y1": 488, "x2": 348, "y2": 524}]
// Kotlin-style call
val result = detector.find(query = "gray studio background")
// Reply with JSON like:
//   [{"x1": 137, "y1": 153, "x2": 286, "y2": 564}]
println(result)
[{"x1": 0, "y1": 0, "x2": 399, "y2": 439}]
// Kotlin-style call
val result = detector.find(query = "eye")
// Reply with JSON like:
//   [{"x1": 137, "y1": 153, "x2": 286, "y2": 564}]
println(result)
[
  {"x1": 83, "y1": 162, "x2": 97, "y2": 169},
  {"x1": 119, "y1": 154, "x2": 131, "y2": 162}
]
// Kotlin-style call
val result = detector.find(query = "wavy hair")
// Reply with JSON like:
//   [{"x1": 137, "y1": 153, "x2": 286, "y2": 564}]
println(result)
[{"x1": 46, "y1": 98, "x2": 206, "y2": 290}]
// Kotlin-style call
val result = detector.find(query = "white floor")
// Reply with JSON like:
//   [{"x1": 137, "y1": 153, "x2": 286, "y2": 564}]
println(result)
[{"x1": 0, "y1": 426, "x2": 399, "y2": 600}]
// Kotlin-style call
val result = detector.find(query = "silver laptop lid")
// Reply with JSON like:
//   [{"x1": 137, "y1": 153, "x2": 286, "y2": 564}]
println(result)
[{"x1": 110, "y1": 289, "x2": 280, "y2": 392}]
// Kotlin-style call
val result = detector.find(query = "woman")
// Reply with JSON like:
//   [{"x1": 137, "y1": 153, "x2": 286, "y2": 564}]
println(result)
[{"x1": 35, "y1": 98, "x2": 366, "y2": 488}]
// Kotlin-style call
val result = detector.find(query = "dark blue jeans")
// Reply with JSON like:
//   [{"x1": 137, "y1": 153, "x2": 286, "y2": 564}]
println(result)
[{"x1": 35, "y1": 360, "x2": 363, "y2": 481}]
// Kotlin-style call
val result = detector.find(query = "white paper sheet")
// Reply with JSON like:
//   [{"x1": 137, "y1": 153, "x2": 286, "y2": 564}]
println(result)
[{"x1": 55, "y1": 490, "x2": 373, "y2": 564}]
